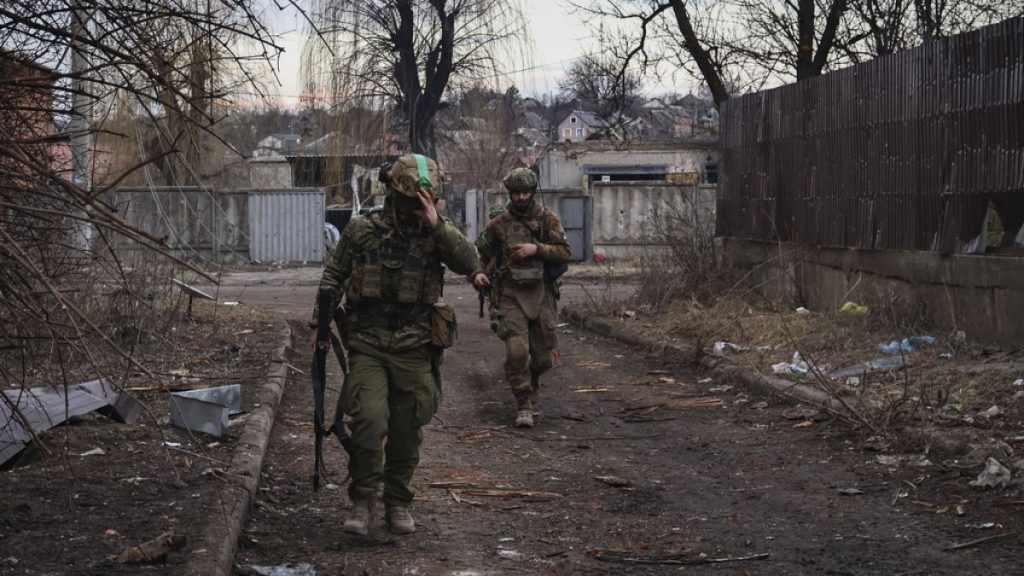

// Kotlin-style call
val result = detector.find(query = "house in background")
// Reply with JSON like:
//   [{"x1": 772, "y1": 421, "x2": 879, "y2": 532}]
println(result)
[
  {"x1": 555, "y1": 110, "x2": 615, "y2": 143},
  {"x1": 252, "y1": 133, "x2": 303, "y2": 158}
]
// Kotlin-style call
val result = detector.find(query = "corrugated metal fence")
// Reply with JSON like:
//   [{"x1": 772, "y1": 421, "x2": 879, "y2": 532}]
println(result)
[
  {"x1": 718, "y1": 17, "x2": 1024, "y2": 253},
  {"x1": 247, "y1": 188, "x2": 324, "y2": 263}
]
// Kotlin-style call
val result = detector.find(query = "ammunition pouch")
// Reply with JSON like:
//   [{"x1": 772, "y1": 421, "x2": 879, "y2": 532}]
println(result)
[
  {"x1": 430, "y1": 301, "x2": 458, "y2": 349},
  {"x1": 508, "y1": 262, "x2": 545, "y2": 284}
]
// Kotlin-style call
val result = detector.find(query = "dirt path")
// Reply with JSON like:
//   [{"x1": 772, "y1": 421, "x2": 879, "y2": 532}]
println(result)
[{"x1": 230, "y1": 273, "x2": 1020, "y2": 575}]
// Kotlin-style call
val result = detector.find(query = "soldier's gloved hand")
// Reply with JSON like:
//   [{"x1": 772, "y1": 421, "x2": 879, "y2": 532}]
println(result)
[
  {"x1": 510, "y1": 243, "x2": 538, "y2": 261},
  {"x1": 472, "y1": 273, "x2": 490, "y2": 288},
  {"x1": 414, "y1": 187, "x2": 439, "y2": 229}
]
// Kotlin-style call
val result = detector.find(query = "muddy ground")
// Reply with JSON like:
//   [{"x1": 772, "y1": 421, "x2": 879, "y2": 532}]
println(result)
[
  {"x1": 2, "y1": 266, "x2": 1021, "y2": 575},
  {"x1": 233, "y1": 271, "x2": 1022, "y2": 575}
]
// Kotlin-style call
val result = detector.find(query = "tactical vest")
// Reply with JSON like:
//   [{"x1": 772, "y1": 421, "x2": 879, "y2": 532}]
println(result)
[
  {"x1": 349, "y1": 214, "x2": 444, "y2": 306},
  {"x1": 497, "y1": 212, "x2": 547, "y2": 284}
]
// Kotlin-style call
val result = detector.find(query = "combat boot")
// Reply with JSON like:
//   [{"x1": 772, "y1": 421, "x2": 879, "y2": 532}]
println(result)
[
  {"x1": 343, "y1": 489, "x2": 376, "y2": 535},
  {"x1": 529, "y1": 369, "x2": 541, "y2": 406},
  {"x1": 385, "y1": 504, "x2": 416, "y2": 534},
  {"x1": 515, "y1": 395, "x2": 534, "y2": 428}
]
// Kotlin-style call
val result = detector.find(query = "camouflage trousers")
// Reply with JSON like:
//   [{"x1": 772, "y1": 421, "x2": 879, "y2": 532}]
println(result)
[
  {"x1": 344, "y1": 341, "x2": 441, "y2": 505},
  {"x1": 495, "y1": 288, "x2": 558, "y2": 403}
]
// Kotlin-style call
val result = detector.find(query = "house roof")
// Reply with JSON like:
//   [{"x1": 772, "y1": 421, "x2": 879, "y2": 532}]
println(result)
[{"x1": 559, "y1": 109, "x2": 611, "y2": 129}]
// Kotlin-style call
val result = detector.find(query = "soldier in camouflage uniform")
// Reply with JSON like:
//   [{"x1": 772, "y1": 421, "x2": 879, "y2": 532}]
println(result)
[
  {"x1": 311, "y1": 154, "x2": 478, "y2": 535},
  {"x1": 471, "y1": 167, "x2": 572, "y2": 428}
]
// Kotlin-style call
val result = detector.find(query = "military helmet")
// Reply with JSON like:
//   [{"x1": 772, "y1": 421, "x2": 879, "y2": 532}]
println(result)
[
  {"x1": 503, "y1": 167, "x2": 537, "y2": 193},
  {"x1": 385, "y1": 154, "x2": 441, "y2": 197}
]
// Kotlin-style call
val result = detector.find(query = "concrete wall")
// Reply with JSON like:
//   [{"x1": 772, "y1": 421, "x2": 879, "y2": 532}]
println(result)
[
  {"x1": 248, "y1": 156, "x2": 293, "y2": 189},
  {"x1": 726, "y1": 238, "x2": 1024, "y2": 347},
  {"x1": 481, "y1": 183, "x2": 716, "y2": 261},
  {"x1": 537, "y1": 142, "x2": 718, "y2": 190},
  {"x1": 107, "y1": 187, "x2": 251, "y2": 262}
]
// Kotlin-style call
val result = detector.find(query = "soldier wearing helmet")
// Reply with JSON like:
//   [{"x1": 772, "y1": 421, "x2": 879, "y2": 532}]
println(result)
[
  {"x1": 312, "y1": 154, "x2": 478, "y2": 535},
  {"x1": 471, "y1": 166, "x2": 572, "y2": 428}
]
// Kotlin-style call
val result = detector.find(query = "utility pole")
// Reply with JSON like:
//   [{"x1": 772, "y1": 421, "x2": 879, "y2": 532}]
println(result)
[{"x1": 70, "y1": 1, "x2": 94, "y2": 251}]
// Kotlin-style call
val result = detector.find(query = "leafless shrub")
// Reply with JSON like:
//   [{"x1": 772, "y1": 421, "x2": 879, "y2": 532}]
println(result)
[{"x1": 635, "y1": 186, "x2": 734, "y2": 309}]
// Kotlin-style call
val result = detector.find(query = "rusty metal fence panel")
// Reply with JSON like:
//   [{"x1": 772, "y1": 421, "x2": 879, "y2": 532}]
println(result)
[{"x1": 718, "y1": 17, "x2": 1024, "y2": 253}]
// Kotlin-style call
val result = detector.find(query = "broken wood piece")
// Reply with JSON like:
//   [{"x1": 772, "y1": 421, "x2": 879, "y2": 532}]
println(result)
[
  {"x1": 592, "y1": 549, "x2": 768, "y2": 565},
  {"x1": 662, "y1": 397, "x2": 724, "y2": 409},
  {"x1": 450, "y1": 488, "x2": 561, "y2": 501},
  {"x1": 945, "y1": 530, "x2": 1018, "y2": 551},
  {"x1": 595, "y1": 475, "x2": 634, "y2": 489},
  {"x1": 109, "y1": 531, "x2": 187, "y2": 564},
  {"x1": 574, "y1": 387, "x2": 611, "y2": 393}
]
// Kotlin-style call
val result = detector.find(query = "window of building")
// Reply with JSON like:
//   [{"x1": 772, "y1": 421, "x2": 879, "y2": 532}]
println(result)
[
  {"x1": 575, "y1": 128, "x2": 583, "y2": 137},
  {"x1": 570, "y1": 116, "x2": 577, "y2": 124},
  {"x1": 562, "y1": 128, "x2": 571, "y2": 138}
]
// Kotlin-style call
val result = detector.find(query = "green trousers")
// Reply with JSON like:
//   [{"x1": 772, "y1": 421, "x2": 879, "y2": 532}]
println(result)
[
  {"x1": 495, "y1": 288, "x2": 558, "y2": 400},
  {"x1": 345, "y1": 342, "x2": 440, "y2": 505}
]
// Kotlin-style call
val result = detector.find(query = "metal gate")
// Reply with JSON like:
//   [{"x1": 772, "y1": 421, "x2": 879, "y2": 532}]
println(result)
[{"x1": 560, "y1": 196, "x2": 588, "y2": 262}]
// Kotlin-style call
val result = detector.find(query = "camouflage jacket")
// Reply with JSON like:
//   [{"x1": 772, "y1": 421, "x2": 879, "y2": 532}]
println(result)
[
  {"x1": 474, "y1": 202, "x2": 572, "y2": 291},
  {"x1": 313, "y1": 208, "x2": 478, "y2": 352}
]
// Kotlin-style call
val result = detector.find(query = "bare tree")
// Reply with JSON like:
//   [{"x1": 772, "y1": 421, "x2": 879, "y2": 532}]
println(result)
[
  {"x1": 558, "y1": 54, "x2": 643, "y2": 118},
  {"x1": 0, "y1": 0, "x2": 302, "y2": 398},
  {"x1": 576, "y1": 0, "x2": 1021, "y2": 108},
  {"x1": 302, "y1": 0, "x2": 529, "y2": 157}
]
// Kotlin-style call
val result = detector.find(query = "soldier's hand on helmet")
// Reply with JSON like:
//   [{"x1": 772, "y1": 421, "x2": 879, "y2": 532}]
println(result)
[
  {"x1": 510, "y1": 243, "x2": 538, "y2": 261},
  {"x1": 472, "y1": 272, "x2": 490, "y2": 288},
  {"x1": 413, "y1": 187, "x2": 438, "y2": 229}
]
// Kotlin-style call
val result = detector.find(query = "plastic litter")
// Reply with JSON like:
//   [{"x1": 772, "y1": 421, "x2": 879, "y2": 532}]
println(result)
[
  {"x1": 837, "y1": 487, "x2": 864, "y2": 495},
  {"x1": 795, "y1": 306, "x2": 810, "y2": 315},
  {"x1": 1014, "y1": 378, "x2": 1024, "y2": 388},
  {"x1": 830, "y1": 356, "x2": 910, "y2": 379},
  {"x1": 977, "y1": 405, "x2": 1002, "y2": 419},
  {"x1": 969, "y1": 458, "x2": 1012, "y2": 490},
  {"x1": 939, "y1": 352, "x2": 954, "y2": 359},
  {"x1": 876, "y1": 336, "x2": 938, "y2": 355},
  {"x1": 772, "y1": 362, "x2": 792, "y2": 374},
  {"x1": 839, "y1": 301, "x2": 869, "y2": 314},
  {"x1": 714, "y1": 341, "x2": 745, "y2": 353}
]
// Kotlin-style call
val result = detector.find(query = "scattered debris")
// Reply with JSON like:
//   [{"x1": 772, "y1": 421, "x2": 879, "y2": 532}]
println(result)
[
  {"x1": 939, "y1": 352, "x2": 954, "y2": 359},
  {"x1": 782, "y1": 406, "x2": 821, "y2": 421},
  {"x1": 590, "y1": 548, "x2": 769, "y2": 566},
  {"x1": 173, "y1": 278, "x2": 215, "y2": 320},
  {"x1": 877, "y1": 336, "x2": 937, "y2": 355},
  {"x1": 839, "y1": 301, "x2": 869, "y2": 314},
  {"x1": 574, "y1": 387, "x2": 611, "y2": 393},
  {"x1": 169, "y1": 384, "x2": 242, "y2": 438},
  {"x1": 0, "y1": 379, "x2": 141, "y2": 466},
  {"x1": 79, "y1": 447, "x2": 106, "y2": 457},
  {"x1": 829, "y1": 356, "x2": 910, "y2": 379},
  {"x1": 837, "y1": 488, "x2": 865, "y2": 496},
  {"x1": 449, "y1": 488, "x2": 561, "y2": 501},
  {"x1": 109, "y1": 531, "x2": 187, "y2": 564},
  {"x1": 713, "y1": 341, "x2": 745, "y2": 354},
  {"x1": 595, "y1": 476, "x2": 634, "y2": 490},
  {"x1": 795, "y1": 306, "x2": 810, "y2": 315},
  {"x1": 977, "y1": 405, "x2": 1003, "y2": 420},
  {"x1": 945, "y1": 530, "x2": 1018, "y2": 551},
  {"x1": 1015, "y1": 378, "x2": 1024, "y2": 388},
  {"x1": 236, "y1": 564, "x2": 317, "y2": 576},
  {"x1": 970, "y1": 458, "x2": 1012, "y2": 490}
]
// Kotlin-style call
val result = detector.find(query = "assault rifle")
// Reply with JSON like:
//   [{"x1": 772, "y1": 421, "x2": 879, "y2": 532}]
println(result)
[{"x1": 311, "y1": 287, "x2": 354, "y2": 490}]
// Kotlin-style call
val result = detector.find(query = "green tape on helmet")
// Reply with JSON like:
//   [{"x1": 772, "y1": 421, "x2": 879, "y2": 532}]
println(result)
[{"x1": 413, "y1": 154, "x2": 431, "y2": 190}]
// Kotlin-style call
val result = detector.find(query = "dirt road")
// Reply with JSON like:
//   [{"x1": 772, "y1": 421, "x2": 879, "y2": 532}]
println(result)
[{"x1": 227, "y1": 270, "x2": 1019, "y2": 575}]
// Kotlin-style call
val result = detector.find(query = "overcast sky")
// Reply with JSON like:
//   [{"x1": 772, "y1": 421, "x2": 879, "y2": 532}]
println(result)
[{"x1": 262, "y1": 0, "x2": 685, "y2": 108}]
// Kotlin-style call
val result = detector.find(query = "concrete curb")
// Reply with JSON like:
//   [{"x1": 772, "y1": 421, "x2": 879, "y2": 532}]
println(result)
[
  {"x1": 561, "y1": 305, "x2": 840, "y2": 409},
  {"x1": 561, "y1": 306, "x2": 980, "y2": 457},
  {"x1": 185, "y1": 326, "x2": 293, "y2": 576}
]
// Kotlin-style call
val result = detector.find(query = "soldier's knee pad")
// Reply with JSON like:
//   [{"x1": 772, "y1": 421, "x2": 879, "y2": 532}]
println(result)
[{"x1": 505, "y1": 335, "x2": 530, "y2": 373}]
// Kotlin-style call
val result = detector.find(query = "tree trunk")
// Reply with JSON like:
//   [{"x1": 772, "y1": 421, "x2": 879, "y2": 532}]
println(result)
[{"x1": 669, "y1": 0, "x2": 729, "y2": 107}]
